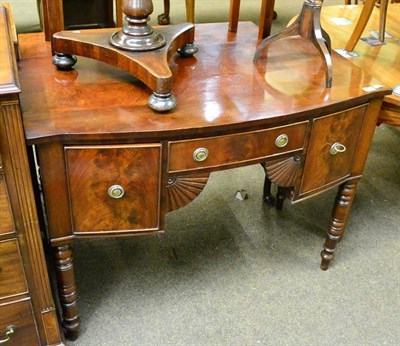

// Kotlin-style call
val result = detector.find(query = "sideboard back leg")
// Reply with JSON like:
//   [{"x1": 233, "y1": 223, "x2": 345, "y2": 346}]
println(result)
[
  {"x1": 321, "y1": 181, "x2": 357, "y2": 270},
  {"x1": 262, "y1": 174, "x2": 275, "y2": 206},
  {"x1": 275, "y1": 187, "x2": 288, "y2": 211},
  {"x1": 53, "y1": 244, "x2": 80, "y2": 340}
]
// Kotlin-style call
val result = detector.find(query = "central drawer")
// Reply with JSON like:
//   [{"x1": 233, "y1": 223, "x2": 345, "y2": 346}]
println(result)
[
  {"x1": 168, "y1": 122, "x2": 307, "y2": 173},
  {"x1": 65, "y1": 144, "x2": 161, "y2": 234}
]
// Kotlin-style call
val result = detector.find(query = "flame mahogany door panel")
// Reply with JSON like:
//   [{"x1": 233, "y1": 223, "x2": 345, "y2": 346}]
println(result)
[
  {"x1": 298, "y1": 105, "x2": 367, "y2": 197},
  {"x1": 65, "y1": 144, "x2": 161, "y2": 234}
]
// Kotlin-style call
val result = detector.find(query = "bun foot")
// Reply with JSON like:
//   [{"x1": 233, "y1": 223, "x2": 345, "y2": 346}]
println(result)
[
  {"x1": 320, "y1": 250, "x2": 334, "y2": 270},
  {"x1": 52, "y1": 53, "x2": 77, "y2": 70},
  {"x1": 148, "y1": 92, "x2": 176, "y2": 112},
  {"x1": 178, "y1": 43, "x2": 198, "y2": 57}
]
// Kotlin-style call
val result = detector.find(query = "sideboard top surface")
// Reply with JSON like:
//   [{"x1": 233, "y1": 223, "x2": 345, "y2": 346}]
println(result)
[{"x1": 18, "y1": 22, "x2": 390, "y2": 143}]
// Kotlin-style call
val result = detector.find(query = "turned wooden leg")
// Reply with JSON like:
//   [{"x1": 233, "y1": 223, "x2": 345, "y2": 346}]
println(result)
[
  {"x1": 53, "y1": 244, "x2": 80, "y2": 340},
  {"x1": 321, "y1": 182, "x2": 357, "y2": 270}
]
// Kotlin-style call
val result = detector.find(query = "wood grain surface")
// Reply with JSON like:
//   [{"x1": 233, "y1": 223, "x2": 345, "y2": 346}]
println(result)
[{"x1": 18, "y1": 22, "x2": 390, "y2": 143}]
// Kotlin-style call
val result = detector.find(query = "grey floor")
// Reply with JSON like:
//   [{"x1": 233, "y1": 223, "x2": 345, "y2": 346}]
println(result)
[{"x1": 7, "y1": 1, "x2": 399, "y2": 345}]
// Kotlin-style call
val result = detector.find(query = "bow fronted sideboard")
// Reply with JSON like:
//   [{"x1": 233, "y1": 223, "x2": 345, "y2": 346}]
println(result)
[{"x1": 12, "y1": 21, "x2": 393, "y2": 340}]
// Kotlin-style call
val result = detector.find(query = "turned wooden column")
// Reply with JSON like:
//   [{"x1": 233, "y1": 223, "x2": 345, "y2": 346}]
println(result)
[
  {"x1": 53, "y1": 244, "x2": 80, "y2": 340},
  {"x1": 321, "y1": 181, "x2": 358, "y2": 270},
  {"x1": 110, "y1": 0, "x2": 166, "y2": 51}
]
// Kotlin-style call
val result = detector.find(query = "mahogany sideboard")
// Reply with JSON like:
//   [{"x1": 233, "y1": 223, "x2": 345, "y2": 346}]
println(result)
[
  {"x1": 0, "y1": 6, "x2": 63, "y2": 346},
  {"x1": 16, "y1": 22, "x2": 390, "y2": 340}
]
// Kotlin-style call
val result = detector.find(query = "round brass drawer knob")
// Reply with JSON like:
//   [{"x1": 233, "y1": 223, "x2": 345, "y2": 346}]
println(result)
[
  {"x1": 193, "y1": 147, "x2": 209, "y2": 162},
  {"x1": 275, "y1": 134, "x2": 289, "y2": 148},
  {"x1": 330, "y1": 142, "x2": 347, "y2": 155},
  {"x1": 108, "y1": 185, "x2": 125, "y2": 199}
]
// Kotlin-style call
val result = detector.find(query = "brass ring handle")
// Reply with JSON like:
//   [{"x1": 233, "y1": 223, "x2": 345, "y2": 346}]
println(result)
[
  {"x1": 0, "y1": 326, "x2": 16, "y2": 344},
  {"x1": 330, "y1": 142, "x2": 347, "y2": 155},
  {"x1": 275, "y1": 134, "x2": 289, "y2": 148},
  {"x1": 193, "y1": 147, "x2": 209, "y2": 162},
  {"x1": 108, "y1": 185, "x2": 125, "y2": 199}
]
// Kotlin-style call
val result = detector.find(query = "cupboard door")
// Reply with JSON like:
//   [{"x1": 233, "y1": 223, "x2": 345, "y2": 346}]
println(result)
[
  {"x1": 65, "y1": 144, "x2": 161, "y2": 234},
  {"x1": 300, "y1": 105, "x2": 367, "y2": 195}
]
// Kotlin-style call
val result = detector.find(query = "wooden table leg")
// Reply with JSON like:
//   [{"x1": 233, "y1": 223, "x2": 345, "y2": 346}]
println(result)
[
  {"x1": 41, "y1": 0, "x2": 64, "y2": 44},
  {"x1": 378, "y1": 0, "x2": 389, "y2": 41},
  {"x1": 258, "y1": 0, "x2": 275, "y2": 39},
  {"x1": 53, "y1": 244, "x2": 80, "y2": 340},
  {"x1": 344, "y1": 0, "x2": 375, "y2": 51},
  {"x1": 185, "y1": 0, "x2": 195, "y2": 23},
  {"x1": 320, "y1": 181, "x2": 358, "y2": 270},
  {"x1": 116, "y1": 0, "x2": 123, "y2": 27},
  {"x1": 228, "y1": 0, "x2": 241, "y2": 32},
  {"x1": 158, "y1": 0, "x2": 171, "y2": 25}
]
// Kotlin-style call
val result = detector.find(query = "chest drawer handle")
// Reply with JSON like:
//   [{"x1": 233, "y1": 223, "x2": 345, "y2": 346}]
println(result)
[
  {"x1": 108, "y1": 185, "x2": 125, "y2": 199},
  {"x1": 193, "y1": 148, "x2": 209, "y2": 162},
  {"x1": 0, "y1": 326, "x2": 16, "y2": 344},
  {"x1": 275, "y1": 134, "x2": 289, "y2": 148},
  {"x1": 330, "y1": 142, "x2": 347, "y2": 155}
]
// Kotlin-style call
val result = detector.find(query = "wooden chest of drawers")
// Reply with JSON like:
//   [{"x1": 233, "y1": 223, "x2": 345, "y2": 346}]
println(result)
[{"x1": 0, "y1": 5, "x2": 63, "y2": 345}]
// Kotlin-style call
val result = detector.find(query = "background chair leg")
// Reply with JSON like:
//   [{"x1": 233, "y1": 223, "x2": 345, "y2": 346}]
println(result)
[
  {"x1": 158, "y1": 0, "x2": 171, "y2": 25},
  {"x1": 185, "y1": 0, "x2": 195, "y2": 23}
]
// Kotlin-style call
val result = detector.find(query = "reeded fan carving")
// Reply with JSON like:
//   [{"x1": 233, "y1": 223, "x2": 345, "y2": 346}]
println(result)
[
  {"x1": 264, "y1": 156, "x2": 301, "y2": 187},
  {"x1": 167, "y1": 174, "x2": 209, "y2": 211}
]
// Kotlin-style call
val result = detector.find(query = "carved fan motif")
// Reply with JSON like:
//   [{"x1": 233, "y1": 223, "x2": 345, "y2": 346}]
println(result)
[
  {"x1": 167, "y1": 173, "x2": 209, "y2": 211},
  {"x1": 263, "y1": 156, "x2": 302, "y2": 187}
]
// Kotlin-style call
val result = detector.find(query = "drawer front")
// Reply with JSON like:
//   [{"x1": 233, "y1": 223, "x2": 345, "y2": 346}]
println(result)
[
  {"x1": 0, "y1": 239, "x2": 28, "y2": 300},
  {"x1": 65, "y1": 144, "x2": 161, "y2": 233},
  {"x1": 168, "y1": 122, "x2": 307, "y2": 173},
  {"x1": 299, "y1": 105, "x2": 367, "y2": 195},
  {"x1": 0, "y1": 299, "x2": 40, "y2": 346},
  {"x1": 0, "y1": 174, "x2": 15, "y2": 236}
]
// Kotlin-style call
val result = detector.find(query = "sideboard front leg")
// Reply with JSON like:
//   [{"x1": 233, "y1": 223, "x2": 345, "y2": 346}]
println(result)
[
  {"x1": 53, "y1": 244, "x2": 80, "y2": 340},
  {"x1": 321, "y1": 181, "x2": 357, "y2": 270}
]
